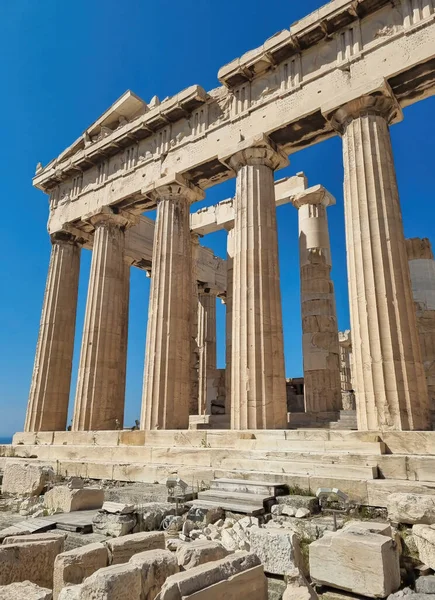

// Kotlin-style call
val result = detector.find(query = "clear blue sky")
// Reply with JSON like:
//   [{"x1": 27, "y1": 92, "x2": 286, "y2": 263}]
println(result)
[{"x1": 1, "y1": 1, "x2": 434, "y2": 437}]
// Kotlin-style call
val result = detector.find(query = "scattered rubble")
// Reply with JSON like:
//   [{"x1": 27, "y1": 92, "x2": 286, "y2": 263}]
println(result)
[
  {"x1": 388, "y1": 494, "x2": 435, "y2": 525},
  {"x1": 176, "y1": 539, "x2": 229, "y2": 570}
]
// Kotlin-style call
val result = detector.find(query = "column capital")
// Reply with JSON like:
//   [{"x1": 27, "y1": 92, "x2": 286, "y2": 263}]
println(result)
[
  {"x1": 339, "y1": 330, "x2": 352, "y2": 348},
  {"x1": 291, "y1": 185, "x2": 336, "y2": 210},
  {"x1": 50, "y1": 231, "x2": 81, "y2": 246},
  {"x1": 220, "y1": 134, "x2": 289, "y2": 173},
  {"x1": 84, "y1": 207, "x2": 139, "y2": 231},
  {"x1": 323, "y1": 80, "x2": 402, "y2": 133},
  {"x1": 143, "y1": 173, "x2": 205, "y2": 205}
]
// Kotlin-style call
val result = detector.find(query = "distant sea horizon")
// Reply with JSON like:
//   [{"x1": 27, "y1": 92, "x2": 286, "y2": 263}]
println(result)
[{"x1": 0, "y1": 436, "x2": 12, "y2": 444}]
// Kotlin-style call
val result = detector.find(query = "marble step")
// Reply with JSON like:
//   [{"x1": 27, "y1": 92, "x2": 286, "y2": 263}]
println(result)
[
  {"x1": 210, "y1": 478, "x2": 287, "y2": 496},
  {"x1": 186, "y1": 498, "x2": 265, "y2": 516},
  {"x1": 198, "y1": 489, "x2": 274, "y2": 507}
]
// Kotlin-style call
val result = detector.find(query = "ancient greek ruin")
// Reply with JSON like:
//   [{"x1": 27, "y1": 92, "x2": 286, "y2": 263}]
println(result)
[{"x1": 1, "y1": 0, "x2": 435, "y2": 598}]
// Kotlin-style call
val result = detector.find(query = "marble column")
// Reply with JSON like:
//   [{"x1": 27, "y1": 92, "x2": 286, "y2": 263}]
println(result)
[
  {"x1": 225, "y1": 226, "x2": 234, "y2": 417},
  {"x1": 328, "y1": 91, "x2": 430, "y2": 430},
  {"x1": 190, "y1": 234, "x2": 200, "y2": 416},
  {"x1": 338, "y1": 330, "x2": 356, "y2": 410},
  {"x1": 73, "y1": 209, "x2": 134, "y2": 431},
  {"x1": 25, "y1": 232, "x2": 81, "y2": 432},
  {"x1": 292, "y1": 188, "x2": 342, "y2": 414},
  {"x1": 406, "y1": 237, "x2": 435, "y2": 422},
  {"x1": 226, "y1": 136, "x2": 288, "y2": 430},
  {"x1": 141, "y1": 178, "x2": 204, "y2": 430},
  {"x1": 197, "y1": 288, "x2": 218, "y2": 415},
  {"x1": 338, "y1": 330, "x2": 353, "y2": 393}
]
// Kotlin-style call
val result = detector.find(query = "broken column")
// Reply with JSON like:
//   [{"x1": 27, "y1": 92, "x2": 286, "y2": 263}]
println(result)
[
  {"x1": 406, "y1": 237, "x2": 435, "y2": 423},
  {"x1": 141, "y1": 177, "x2": 204, "y2": 430},
  {"x1": 25, "y1": 232, "x2": 81, "y2": 432},
  {"x1": 221, "y1": 135, "x2": 288, "y2": 429},
  {"x1": 197, "y1": 286, "x2": 218, "y2": 415},
  {"x1": 339, "y1": 330, "x2": 355, "y2": 410},
  {"x1": 292, "y1": 186, "x2": 342, "y2": 415},
  {"x1": 73, "y1": 208, "x2": 135, "y2": 431},
  {"x1": 326, "y1": 87, "x2": 430, "y2": 430}
]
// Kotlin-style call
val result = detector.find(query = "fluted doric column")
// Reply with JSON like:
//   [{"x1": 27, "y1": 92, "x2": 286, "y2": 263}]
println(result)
[
  {"x1": 73, "y1": 209, "x2": 135, "y2": 431},
  {"x1": 327, "y1": 90, "x2": 430, "y2": 430},
  {"x1": 225, "y1": 226, "x2": 234, "y2": 417},
  {"x1": 406, "y1": 238, "x2": 435, "y2": 423},
  {"x1": 292, "y1": 187, "x2": 342, "y2": 414},
  {"x1": 190, "y1": 234, "x2": 200, "y2": 416},
  {"x1": 141, "y1": 177, "x2": 204, "y2": 430},
  {"x1": 197, "y1": 287, "x2": 218, "y2": 415},
  {"x1": 223, "y1": 135, "x2": 288, "y2": 429},
  {"x1": 25, "y1": 232, "x2": 81, "y2": 432},
  {"x1": 338, "y1": 330, "x2": 356, "y2": 410}
]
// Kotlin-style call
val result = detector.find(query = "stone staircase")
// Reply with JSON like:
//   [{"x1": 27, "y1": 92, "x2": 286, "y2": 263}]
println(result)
[
  {"x1": 2, "y1": 429, "x2": 435, "y2": 508},
  {"x1": 330, "y1": 410, "x2": 358, "y2": 430},
  {"x1": 187, "y1": 479, "x2": 288, "y2": 516}
]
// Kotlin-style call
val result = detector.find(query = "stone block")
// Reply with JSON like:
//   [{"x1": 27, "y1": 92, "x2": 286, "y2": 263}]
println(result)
[
  {"x1": 53, "y1": 542, "x2": 108, "y2": 599},
  {"x1": 250, "y1": 527, "x2": 302, "y2": 576},
  {"x1": 309, "y1": 530, "x2": 400, "y2": 598},
  {"x1": 92, "y1": 512, "x2": 136, "y2": 537},
  {"x1": 186, "y1": 505, "x2": 224, "y2": 526},
  {"x1": 1, "y1": 462, "x2": 54, "y2": 497},
  {"x1": 178, "y1": 565, "x2": 267, "y2": 600},
  {"x1": 3, "y1": 532, "x2": 66, "y2": 546},
  {"x1": 0, "y1": 581, "x2": 53, "y2": 600},
  {"x1": 44, "y1": 486, "x2": 104, "y2": 513},
  {"x1": 387, "y1": 493, "x2": 435, "y2": 525},
  {"x1": 415, "y1": 575, "x2": 435, "y2": 594},
  {"x1": 176, "y1": 540, "x2": 230, "y2": 570},
  {"x1": 0, "y1": 537, "x2": 64, "y2": 588},
  {"x1": 283, "y1": 568, "x2": 318, "y2": 600},
  {"x1": 343, "y1": 521, "x2": 392, "y2": 537},
  {"x1": 135, "y1": 502, "x2": 177, "y2": 531},
  {"x1": 57, "y1": 586, "x2": 82, "y2": 599},
  {"x1": 129, "y1": 549, "x2": 179, "y2": 600},
  {"x1": 277, "y1": 496, "x2": 320, "y2": 514},
  {"x1": 413, "y1": 524, "x2": 435, "y2": 569},
  {"x1": 105, "y1": 531, "x2": 165, "y2": 565},
  {"x1": 158, "y1": 552, "x2": 262, "y2": 600},
  {"x1": 101, "y1": 502, "x2": 134, "y2": 514},
  {"x1": 79, "y1": 563, "x2": 141, "y2": 599}
]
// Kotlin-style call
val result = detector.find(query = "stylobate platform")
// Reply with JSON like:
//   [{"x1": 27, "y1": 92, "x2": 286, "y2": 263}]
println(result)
[{"x1": 1, "y1": 429, "x2": 435, "y2": 508}]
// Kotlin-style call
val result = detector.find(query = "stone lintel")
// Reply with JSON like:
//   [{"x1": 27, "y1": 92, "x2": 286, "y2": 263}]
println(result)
[
  {"x1": 190, "y1": 173, "x2": 309, "y2": 236},
  {"x1": 322, "y1": 78, "x2": 403, "y2": 131}
]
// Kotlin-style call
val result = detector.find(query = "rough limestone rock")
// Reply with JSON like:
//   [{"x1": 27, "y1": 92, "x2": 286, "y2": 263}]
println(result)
[
  {"x1": 250, "y1": 527, "x2": 302, "y2": 576},
  {"x1": 80, "y1": 563, "x2": 142, "y2": 599},
  {"x1": 93, "y1": 511, "x2": 136, "y2": 537},
  {"x1": 413, "y1": 524, "x2": 435, "y2": 569},
  {"x1": 387, "y1": 589, "x2": 431, "y2": 600},
  {"x1": 0, "y1": 581, "x2": 53, "y2": 600},
  {"x1": 129, "y1": 549, "x2": 179, "y2": 599},
  {"x1": 415, "y1": 575, "x2": 435, "y2": 595},
  {"x1": 176, "y1": 540, "x2": 230, "y2": 570},
  {"x1": 53, "y1": 542, "x2": 108, "y2": 599},
  {"x1": 277, "y1": 496, "x2": 320, "y2": 514},
  {"x1": 295, "y1": 508, "x2": 310, "y2": 519},
  {"x1": 186, "y1": 505, "x2": 224, "y2": 526},
  {"x1": 0, "y1": 537, "x2": 64, "y2": 588},
  {"x1": 343, "y1": 522, "x2": 392, "y2": 537},
  {"x1": 310, "y1": 530, "x2": 400, "y2": 598},
  {"x1": 57, "y1": 587, "x2": 81, "y2": 600},
  {"x1": 158, "y1": 552, "x2": 262, "y2": 600},
  {"x1": 135, "y1": 503, "x2": 177, "y2": 532},
  {"x1": 283, "y1": 568, "x2": 318, "y2": 600},
  {"x1": 1, "y1": 462, "x2": 54, "y2": 497},
  {"x1": 387, "y1": 494, "x2": 435, "y2": 525},
  {"x1": 105, "y1": 531, "x2": 165, "y2": 565},
  {"x1": 44, "y1": 486, "x2": 104, "y2": 513}
]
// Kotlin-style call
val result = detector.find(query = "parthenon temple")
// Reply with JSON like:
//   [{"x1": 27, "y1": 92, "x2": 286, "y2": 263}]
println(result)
[{"x1": 21, "y1": 0, "x2": 435, "y2": 443}]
